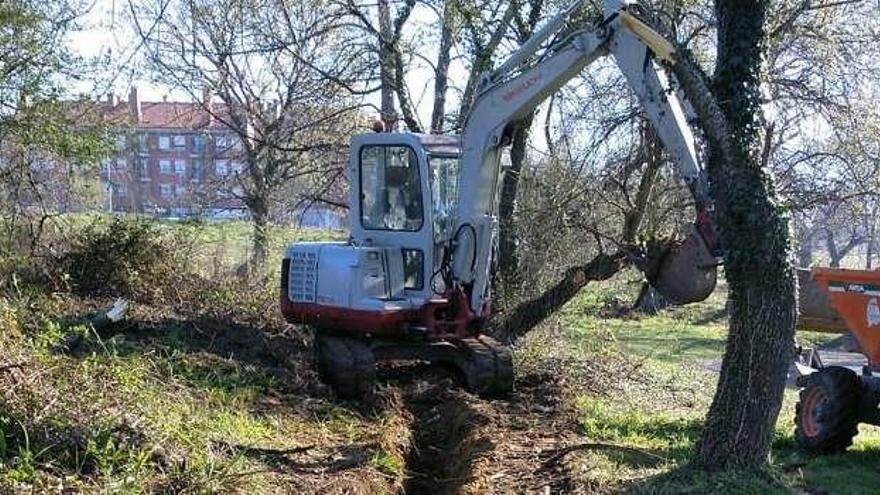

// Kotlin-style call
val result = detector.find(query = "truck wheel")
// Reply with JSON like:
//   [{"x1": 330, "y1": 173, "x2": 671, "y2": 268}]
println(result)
[
  {"x1": 795, "y1": 366, "x2": 860, "y2": 454},
  {"x1": 315, "y1": 335, "x2": 376, "y2": 399}
]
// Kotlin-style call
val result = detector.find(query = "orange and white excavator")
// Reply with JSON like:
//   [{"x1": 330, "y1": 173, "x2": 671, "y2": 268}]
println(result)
[{"x1": 280, "y1": 0, "x2": 720, "y2": 397}]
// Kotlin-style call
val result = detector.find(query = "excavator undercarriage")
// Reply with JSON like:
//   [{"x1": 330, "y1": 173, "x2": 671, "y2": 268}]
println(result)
[{"x1": 315, "y1": 333, "x2": 513, "y2": 398}]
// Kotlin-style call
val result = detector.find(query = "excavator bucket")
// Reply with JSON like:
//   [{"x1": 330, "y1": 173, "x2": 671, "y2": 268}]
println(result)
[{"x1": 650, "y1": 227, "x2": 718, "y2": 304}]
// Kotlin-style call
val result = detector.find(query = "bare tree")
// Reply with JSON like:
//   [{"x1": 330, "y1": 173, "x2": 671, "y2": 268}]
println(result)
[
  {"x1": 132, "y1": 0, "x2": 365, "y2": 267},
  {"x1": 338, "y1": 0, "x2": 422, "y2": 131}
]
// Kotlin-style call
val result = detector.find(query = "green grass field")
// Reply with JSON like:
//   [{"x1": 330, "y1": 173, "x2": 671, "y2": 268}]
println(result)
[{"x1": 543, "y1": 277, "x2": 880, "y2": 494}]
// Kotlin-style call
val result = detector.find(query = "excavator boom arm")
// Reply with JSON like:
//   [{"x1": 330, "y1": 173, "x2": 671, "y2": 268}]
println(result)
[{"x1": 451, "y1": 0, "x2": 713, "y2": 313}]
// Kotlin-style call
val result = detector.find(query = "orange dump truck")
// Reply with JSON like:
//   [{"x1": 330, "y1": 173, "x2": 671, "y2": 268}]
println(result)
[{"x1": 794, "y1": 267, "x2": 880, "y2": 453}]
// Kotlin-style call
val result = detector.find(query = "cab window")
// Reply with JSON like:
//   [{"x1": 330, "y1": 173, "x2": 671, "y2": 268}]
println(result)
[
  {"x1": 429, "y1": 155, "x2": 461, "y2": 242},
  {"x1": 360, "y1": 145, "x2": 424, "y2": 231}
]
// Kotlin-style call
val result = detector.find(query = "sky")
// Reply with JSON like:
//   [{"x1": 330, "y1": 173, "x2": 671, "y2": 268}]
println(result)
[
  {"x1": 67, "y1": 0, "x2": 467, "y2": 127},
  {"x1": 70, "y1": 0, "x2": 200, "y2": 103},
  {"x1": 67, "y1": 0, "x2": 565, "y2": 160}
]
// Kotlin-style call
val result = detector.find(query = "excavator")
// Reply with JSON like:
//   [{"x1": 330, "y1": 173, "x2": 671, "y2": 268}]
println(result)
[{"x1": 280, "y1": 0, "x2": 720, "y2": 397}]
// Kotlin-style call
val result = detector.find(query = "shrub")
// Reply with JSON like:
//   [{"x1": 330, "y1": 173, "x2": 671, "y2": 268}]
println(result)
[
  {"x1": 60, "y1": 218, "x2": 177, "y2": 300},
  {"x1": 0, "y1": 255, "x2": 50, "y2": 298}
]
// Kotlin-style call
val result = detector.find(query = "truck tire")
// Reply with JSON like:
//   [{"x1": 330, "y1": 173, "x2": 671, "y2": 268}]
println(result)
[{"x1": 795, "y1": 366, "x2": 861, "y2": 454}]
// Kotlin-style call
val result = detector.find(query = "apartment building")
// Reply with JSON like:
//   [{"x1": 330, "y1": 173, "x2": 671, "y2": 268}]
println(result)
[{"x1": 102, "y1": 88, "x2": 247, "y2": 218}]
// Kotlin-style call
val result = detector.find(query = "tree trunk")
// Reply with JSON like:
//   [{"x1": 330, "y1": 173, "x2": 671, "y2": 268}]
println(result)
[
  {"x1": 695, "y1": 0, "x2": 798, "y2": 468},
  {"x1": 430, "y1": 0, "x2": 454, "y2": 134},
  {"x1": 496, "y1": 0, "x2": 544, "y2": 287},
  {"x1": 623, "y1": 125, "x2": 661, "y2": 243},
  {"x1": 497, "y1": 115, "x2": 534, "y2": 285},
  {"x1": 825, "y1": 229, "x2": 863, "y2": 268},
  {"x1": 377, "y1": 0, "x2": 397, "y2": 129},
  {"x1": 626, "y1": 125, "x2": 668, "y2": 314},
  {"x1": 796, "y1": 230, "x2": 814, "y2": 267},
  {"x1": 248, "y1": 194, "x2": 270, "y2": 271},
  {"x1": 392, "y1": 48, "x2": 422, "y2": 133},
  {"x1": 491, "y1": 252, "x2": 627, "y2": 342},
  {"x1": 826, "y1": 230, "x2": 842, "y2": 267}
]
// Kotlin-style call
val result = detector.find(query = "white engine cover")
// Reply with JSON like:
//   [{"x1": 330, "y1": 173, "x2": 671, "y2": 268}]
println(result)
[{"x1": 284, "y1": 242, "x2": 414, "y2": 312}]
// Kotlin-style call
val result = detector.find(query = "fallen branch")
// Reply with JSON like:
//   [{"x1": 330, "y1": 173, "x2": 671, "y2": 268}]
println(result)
[
  {"x1": 537, "y1": 442, "x2": 667, "y2": 472},
  {"x1": 214, "y1": 441, "x2": 316, "y2": 457},
  {"x1": 490, "y1": 251, "x2": 629, "y2": 342},
  {"x1": 0, "y1": 362, "x2": 30, "y2": 373}
]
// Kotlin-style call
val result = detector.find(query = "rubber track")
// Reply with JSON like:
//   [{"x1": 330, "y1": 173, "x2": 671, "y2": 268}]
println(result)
[
  {"x1": 316, "y1": 335, "x2": 376, "y2": 398},
  {"x1": 461, "y1": 336, "x2": 513, "y2": 397}
]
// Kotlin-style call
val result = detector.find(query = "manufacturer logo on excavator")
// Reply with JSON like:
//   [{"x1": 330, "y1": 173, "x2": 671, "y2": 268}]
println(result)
[{"x1": 502, "y1": 73, "x2": 542, "y2": 102}]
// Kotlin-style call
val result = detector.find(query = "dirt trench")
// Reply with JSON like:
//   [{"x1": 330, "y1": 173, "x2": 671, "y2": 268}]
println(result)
[{"x1": 383, "y1": 366, "x2": 589, "y2": 494}]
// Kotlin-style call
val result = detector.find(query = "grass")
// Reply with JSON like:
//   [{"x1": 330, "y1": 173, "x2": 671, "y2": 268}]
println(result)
[
  {"x1": 5, "y1": 215, "x2": 880, "y2": 493},
  {"x1": 0, "y1": 302, "x2": 409, "y2": 493},
  {"x1": 0, "y1": 218, "x2": 405, "y2": 493},
  {"x1": 544, "y1": 274, "x2": 880, "y2": 493}
]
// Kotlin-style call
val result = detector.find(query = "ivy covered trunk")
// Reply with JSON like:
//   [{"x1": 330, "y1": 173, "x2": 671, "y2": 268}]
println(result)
[{"x1": 697, "y1": 0, "x2": 798, "y2": 468}]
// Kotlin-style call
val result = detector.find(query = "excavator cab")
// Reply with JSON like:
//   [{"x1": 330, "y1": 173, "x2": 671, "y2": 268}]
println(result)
[
  {"x1": 351, "y1": 133, "x2": 462, "y2": 300},
  {"x1": 280, "y1": 133, "x2": 464, "y2": 338}
]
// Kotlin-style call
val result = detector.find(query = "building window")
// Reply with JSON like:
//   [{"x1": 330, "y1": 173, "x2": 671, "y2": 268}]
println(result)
[
  {"x1": 115, "y1": 158, "x2": 127, "y2": 171},
  {"x1": 191, "y1": 159, "x2": 204, "y2": 181},
  {"x1": 230, "y1": 161, "x2": 244, "y2": 175},
  {"x1": 114, "y1": 183, "x2": 127, "y2": 197},
  {"x1": 214, "y1": 135, "x2": 228, "y2": 149},
  {"x1": 138, "y1": 135, "x2": 149, "y2": 153},
  {"x1": 160, "y1": 184, "x2": 173, "y2": 197},
  {"x1": 159, "y1": 159, "x2": 172, "y2": 174},
  {"x1": 193, "y1": 135, "x2": 206, "y2": 154},
  {"x1": 174, "y1": 159, "x2": 186, "y2": 175},
  {"x1": 215, "y1": 160, "x2": 229, "y2": 176},
  {"x1": 116, "y1": 135, "x2": 127, "y2": 151},
  {"x1": 158, "y1": 136, "x2": 170, "y2": 150},
  {"x1": 173, "y1": 135, "x2": 186, "y2": 149},
  {"x1": 136, "y1": 158, "x2": 149, "y2": 180},
  {"x1": 175, "y1": 185, "x2": 185, "y2": 197}
]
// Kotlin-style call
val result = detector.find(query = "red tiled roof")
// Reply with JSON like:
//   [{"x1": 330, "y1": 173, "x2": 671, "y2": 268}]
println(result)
[{"x1": 104, "y1": 101, "x2": 232, "y2": 130}]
